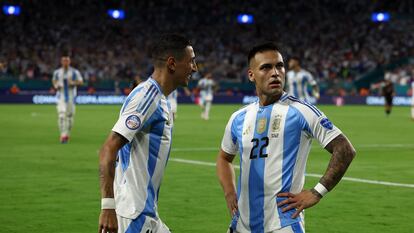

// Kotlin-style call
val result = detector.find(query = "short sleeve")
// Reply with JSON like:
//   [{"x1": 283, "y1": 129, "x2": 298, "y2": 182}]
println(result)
[
  {"x1": 112, "y1": 84, "x2": 160, "y2": 142},
  {"x1": 221, "y1": 112, "x2": 240, "y2": 155}
]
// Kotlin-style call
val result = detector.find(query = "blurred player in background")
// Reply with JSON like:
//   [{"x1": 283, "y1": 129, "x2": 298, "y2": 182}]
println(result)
[
  {"x1": 52, "y1": 54, "x2": 83, "y2": 143},
  {"x1": 216, "y1": 43, "x2": 356, "y2": 233},
  {"x1": 167, "y1": 87, "x2": 190, "y2": 120},
  {"x1": 286, "y1": 56, "x2": 319, "y2": 103},
  {"x1": 197, "y1": 72, "x2": 216, "y2": 120},
  {"x1": 382, "y1": 79, "x2": 395, "y2": 116},
  {"x1": 98, "y1": 34, "x2": 198, "y2": 233}
]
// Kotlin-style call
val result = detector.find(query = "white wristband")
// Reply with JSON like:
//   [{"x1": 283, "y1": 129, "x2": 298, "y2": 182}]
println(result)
[
  {"x1": 101, "y1": 198, "x2": 116, "y2": 209},
  {"x1": 314, "y1": 183, "x2": 329, "y2": 197}
]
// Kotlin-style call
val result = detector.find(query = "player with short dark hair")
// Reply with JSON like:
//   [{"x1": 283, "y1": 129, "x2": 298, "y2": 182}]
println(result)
[
  {"x1": 98, "y1": 34, "x2": 198, "y2": 233},
  {"x1": 286, "y1": 56, "x2": 319, "y2": 103},
  {"x1": 216, "y1": 42, "x2": 356, "y2": 233},
  {"x1": 52, "y1": 54, "x2": 83, "y2": 143}
]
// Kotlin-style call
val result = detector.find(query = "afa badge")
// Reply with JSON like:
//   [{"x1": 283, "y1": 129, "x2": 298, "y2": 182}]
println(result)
[
  {"x1": 320, "y1": 118, "x2": 333, "y2": 130},
  {"x1": 272, "y1": 114, "x2": 282, "y2": 132},
  {"x1": 125, "y1": 115, "x2": 141, "y2": 130}
]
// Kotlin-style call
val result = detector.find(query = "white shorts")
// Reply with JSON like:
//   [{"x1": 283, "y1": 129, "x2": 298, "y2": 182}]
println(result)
[
  {"x1": 117, "y1": 214, "x2": 171, "y2": 233},
  {"x1": 56, "y1": 100, "x2": 75, "y2": 116}
]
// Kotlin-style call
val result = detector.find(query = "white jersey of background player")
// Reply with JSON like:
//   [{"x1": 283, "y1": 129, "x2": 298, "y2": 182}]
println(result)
[
  {"x1": 198, "y1": 73, "x2": 216, "y2": 120},
  {"x1": 286, "y1": 57, "x2": 319, "y2": 103},
  {"x1": 52, "y1": 55, "x2": 83, "y2": 143},
  {"x1": 167, "y1": 90, "x2": 178, "y2": 119}
]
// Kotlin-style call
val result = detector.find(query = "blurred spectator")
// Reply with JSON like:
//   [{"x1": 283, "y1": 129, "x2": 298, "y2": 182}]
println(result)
[{"x1": 9, "y1": 84, "x2": 20, "y2": 95}]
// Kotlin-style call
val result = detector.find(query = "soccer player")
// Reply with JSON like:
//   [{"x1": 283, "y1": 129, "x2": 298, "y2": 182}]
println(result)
[
  {"x1": 167, "y1": 87, "x2": 190, "y2": 120},
  {"x1": 285, "y1": 56, "x2": 319, "y2": 103},
  {"x1": 52, "y1": 54, "x2": 83, "y2": 143},
  {"x1": 98, "y1": 34, "x2": 198, "y2": 233},
  {"x1": 197, "y1": 72, "x2": 216, "y2": 120},
  {"x1": 382, "y1": 79, "x2": 395, "y2": 116},
  {"x1": 216, "y1": 42, "x2": 356, "y2": 233}
]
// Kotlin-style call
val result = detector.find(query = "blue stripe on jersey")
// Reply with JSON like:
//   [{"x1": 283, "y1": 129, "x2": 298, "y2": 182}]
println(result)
[
  {"x1": 287, "y1": 96, "x2": 322, "y2": 117},
  {"x1": 137, "y1": 85, "x2": 155, "y2": 111},
  {"x1": 63, "y1": 79, "x2": 69, "y2": 103},
  {"x1": 138, "y1": 85, "x2": 159, "y2": 115},
  {"x1": 72, "y1": 70, "x2": 76, "y2": 81},
  {"x1": 121, "y1": 86, "x2": 144, "y2": 113},
  {"x1": 229, "y1": 109, "x2": 247, "y2": 231},
  {"x1": 301, "y1": 76, "x2": 308, "y2": 96},
  {"x1": 248, "y1": 105, "x2": 272, "y2": 233},
  {"x1": 125, "y1": 214, "x2": 146, "y2": 233},
  {"x1": 118, "y1": 143, "x2": 132, "y2": 172},
  {"x1": 277, "y1": 106, "x2": 305, "y2": 227},
  {"x1": 293, "y1": 81, "x2": 299, "y2": 98},
  {"x1": 142, "y1": 106, "x2": 165, "y2": 217},
  {"x1": 142, "y1": 88, "x2": 159, "y2": 115},
  {"x1": 280, "y1": 93, "x2": 289, "y2": 101},
  {"x1": 291, "y1": 221, "x2": 304, "y2": 233},
  {"x1": 148, "y1": 78, "x2": 162, "y2": 93}
]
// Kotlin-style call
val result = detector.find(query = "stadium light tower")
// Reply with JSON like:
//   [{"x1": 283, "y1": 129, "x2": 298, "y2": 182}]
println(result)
[
  {"x1": 2, "y1": 5, "x2": 21, "y2": 16},
  {"x1": 107, "y1": 9, "x2": 125, "y2": 20}
]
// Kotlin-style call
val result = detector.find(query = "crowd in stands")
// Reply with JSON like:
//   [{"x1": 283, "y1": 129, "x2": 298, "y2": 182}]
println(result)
[{"x1": 1, "y1": 0, "x2": 414, "y2": 96}]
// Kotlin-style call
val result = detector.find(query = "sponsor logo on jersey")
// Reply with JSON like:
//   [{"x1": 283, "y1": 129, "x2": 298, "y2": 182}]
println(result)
[
  {"x1": 125, "y1": 115, "x2": 141, "y2": 130},
  {"x1": 320, "y1": 118, "x2": 333, "y2": 130}
]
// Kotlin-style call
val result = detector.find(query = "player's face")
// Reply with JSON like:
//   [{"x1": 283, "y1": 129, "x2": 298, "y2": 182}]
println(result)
[
  {"x1": 61, "y1": 57, "x2": 71, "y2": 69},
  {"x1": 248, "y1": 50, "x2": 285, "y2": 98},
  {"x1": 288, "y1": 58, "x2": 297, "y2": 70},
  {"x1": 174, "y1": 46, "x2": 198, "y2": 87}
]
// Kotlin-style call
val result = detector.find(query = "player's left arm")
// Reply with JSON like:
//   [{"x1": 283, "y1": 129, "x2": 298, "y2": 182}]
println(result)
[
  {"x1": 69, "y1": 70, "x2": 84, "y2": 87},
  {"x1": 278, "y1": 134, "x2": 356, "y2": 218}
]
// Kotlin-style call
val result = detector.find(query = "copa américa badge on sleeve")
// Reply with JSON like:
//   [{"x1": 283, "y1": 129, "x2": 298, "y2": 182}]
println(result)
[{"x1": 125, "y1": 115, "x2": 141, "y2": 130}]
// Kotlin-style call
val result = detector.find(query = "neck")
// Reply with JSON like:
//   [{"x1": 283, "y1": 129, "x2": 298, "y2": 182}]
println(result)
[
  {"x1": 257, "y1": 91, "x2": 282, "y2": 106},
  {"x1": 293, "y1": 66, "x2": 301, "y2": 72},
  {"x1": 151, "y1": 69, "x2": 175, "y2": 96}
]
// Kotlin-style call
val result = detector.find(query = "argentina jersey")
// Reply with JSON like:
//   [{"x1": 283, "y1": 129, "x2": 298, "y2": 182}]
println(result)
[
  {"x1": 221, "y1": 93, "x2": 342, "y2": 233},
  {"x1": 53, "y1": 67, "x2": 83, "y2": 103},
  {"x1": 286, "y1": 69, "x2": 316, "y2": 102},
  {"x1": 112, "y1": 77, "x2": 173, "y2": 219},
  {"x1": 198, "y1": 78, "x2": 215, "y2": 101}
]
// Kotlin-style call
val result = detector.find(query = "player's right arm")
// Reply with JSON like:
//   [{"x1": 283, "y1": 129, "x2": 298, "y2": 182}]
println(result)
[
  {"x1": 216, "y1": 150, "x2": 237, "y2": 217},
  {"x1": 98, "y1": 132, "x2": 128, "y2": 233}
]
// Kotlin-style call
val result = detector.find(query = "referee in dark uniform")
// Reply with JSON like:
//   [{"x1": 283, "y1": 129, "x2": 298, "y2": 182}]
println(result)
[{"x1": 382, "y1": 79, "x2": 395, "y2": 116}]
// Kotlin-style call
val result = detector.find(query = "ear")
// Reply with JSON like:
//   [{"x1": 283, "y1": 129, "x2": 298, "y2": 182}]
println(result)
[
  {"x1": 166, "y1": 56, "x2": 176, "y2": 72},
  {"x1": 248, "y1": 68, "x2": 255, "y2": 82}
]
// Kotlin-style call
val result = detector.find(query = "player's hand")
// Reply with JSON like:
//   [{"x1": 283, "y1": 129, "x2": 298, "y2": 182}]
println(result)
[
  {"x1": 277, "y1": 190, "x2": 321, "y2": 218},
  {"x1": 225, "y1": 192, "x2": 238, "y2": 217},
  {"x1": 98, "y1": 209, "x2": 117, "y2": 233}
]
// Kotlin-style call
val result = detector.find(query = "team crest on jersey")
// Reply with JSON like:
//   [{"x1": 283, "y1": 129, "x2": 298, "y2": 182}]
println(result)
[
  {"x1": 125, "y1": 115, "x2": 141, "y2": 130},
  {"x1": 320, "y1": 118, "x2": 333, "y2": 130},
  {"x1": 256, "y1": 118, "x2": 267, "y2": 134}
]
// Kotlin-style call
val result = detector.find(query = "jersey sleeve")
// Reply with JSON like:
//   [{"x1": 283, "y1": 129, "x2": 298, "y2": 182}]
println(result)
[
  {"x1": 75, "y1": 70, "x2": 83, "y2": 82},
  {"x1": 306, "y1": 71, "x2": 317, "y2": 86},
  {"x1": 295, "y1": 103, "x2": 342, "y2": 148},
  {"x1": 221, "y1": 112, "x2": 239, "y2": 155},
  {"x1": 112, "y1": 85, "x2": 160, "y2": 142},
  {"x1": 52, "y1": 70, "x2": 59, "y2": 81}
]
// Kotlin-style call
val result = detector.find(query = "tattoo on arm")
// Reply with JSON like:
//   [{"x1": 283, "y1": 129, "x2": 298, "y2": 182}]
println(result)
[{"x1": 321, "y1": 134, "x2": 356, "y2": 191}]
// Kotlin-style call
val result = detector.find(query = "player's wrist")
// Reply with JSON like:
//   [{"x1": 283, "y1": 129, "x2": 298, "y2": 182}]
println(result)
[
  {"x1": 101, "y1": 198, "x2": 116, "y2": 209},
  {"x1": 312, "y1": 182, "x2": 328, "y2": 198}
]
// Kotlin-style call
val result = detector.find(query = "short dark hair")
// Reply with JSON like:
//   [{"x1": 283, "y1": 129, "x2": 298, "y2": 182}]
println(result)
[
  {"x1": 150, "y1": 34, "x2": 191, "y2": 66},
  {"x1": 247, "y1": 42, "x2": 279, "y2": 65},
  {"x1": 289, "y1": 56, "x2": 301, "y2": 65}
]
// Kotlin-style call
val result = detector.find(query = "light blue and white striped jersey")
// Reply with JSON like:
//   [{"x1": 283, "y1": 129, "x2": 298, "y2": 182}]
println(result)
[
  {"x1": 286, "y1": 69, "x2": 316, "y2": 102},
  {"x1": 112, "y1": 78, "x2": 173, "y2": 219},
  {"x1": 53, "y1": 67, "x2": 83, "y2": 103},
  {"x1": 198, "y1": 78, "x2": 215, "y2": 101},
  {"x1": 221, "y1": 93, "x2": 342, "y2": 233},
  {"x1": 167, "y1": 90, "x2": 178, "y2": 113}
]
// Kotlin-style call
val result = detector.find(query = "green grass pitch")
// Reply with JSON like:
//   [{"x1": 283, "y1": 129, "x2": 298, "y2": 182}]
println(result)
[{"x1": 0, "y1": 104, "x2": 413, "y2": 232}]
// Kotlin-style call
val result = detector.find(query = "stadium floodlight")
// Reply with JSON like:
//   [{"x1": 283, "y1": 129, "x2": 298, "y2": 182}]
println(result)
[
  {"x1": 2, "y1": 5, "x2": 21, "y2": 16},
  {"x1": 107, "y1": 9, "x2": 125, "y2": 20},
  {"x1": 371, "y1": 12, "x2": 390, "y2": 22},
  {"x1": 237, "y1": 14, "x2": 254, "y2": 24}
]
